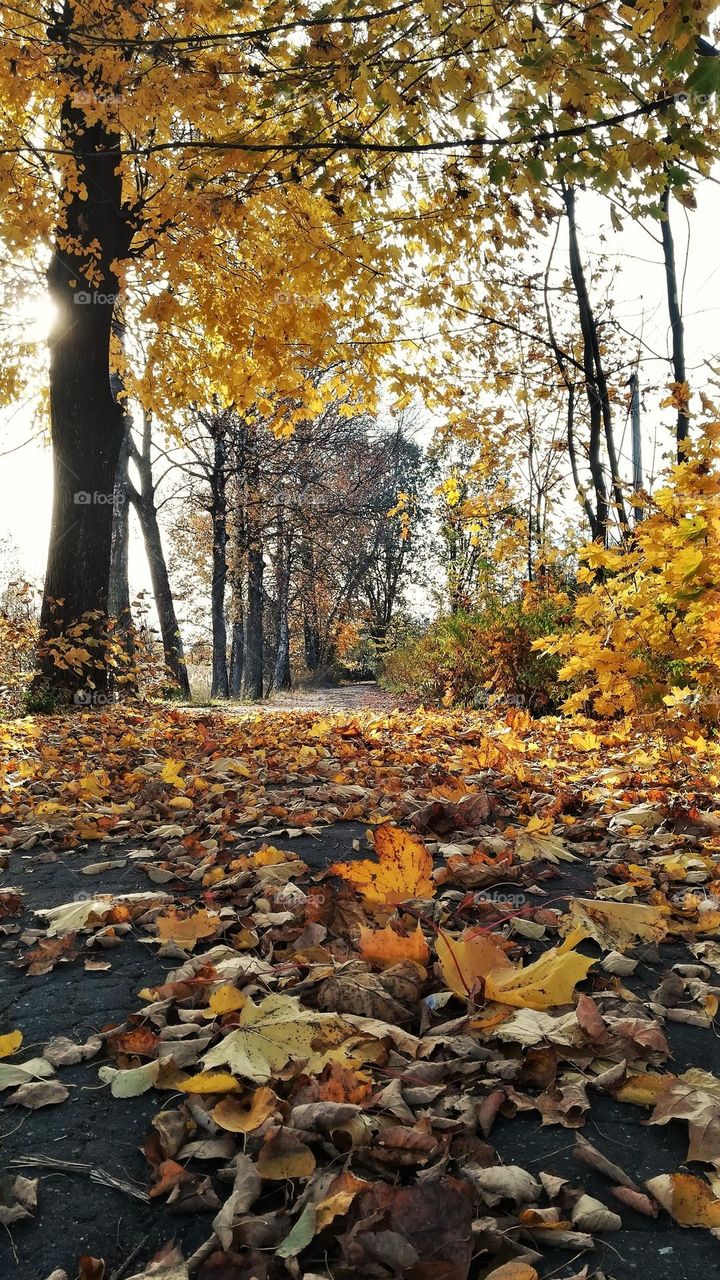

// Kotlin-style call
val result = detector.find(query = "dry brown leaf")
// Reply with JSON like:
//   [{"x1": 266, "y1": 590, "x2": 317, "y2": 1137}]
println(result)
[
  {"x1": 212, "y1": 1086, "x2": 281, "y2": 1133},
  {"x1": 257, "y1": 1127, "x2": 316, "y2": 1180}
]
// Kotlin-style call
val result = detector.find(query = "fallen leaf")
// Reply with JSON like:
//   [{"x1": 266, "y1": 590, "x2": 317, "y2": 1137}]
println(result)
[
  {"x1": 358, "y1": 921, "x2": 430, "y2": 968},
  {"x1": 202, "y1": 994, "x2": 355, "y2": 1083},
  {"x1": 645, "y1": 1172, "x2": 720, "y2": 1227},
  {"x1": 257, "y1": 1127, "x2": 316, "y2": 1179},
  {"x1": 329, "y1": 824, "x2": 434, "y2": 906},
  {"x1": 212, "y1": 1086, "x2": 280, "y2": 1132},
  {"x1": 563, "y1": 898, "x2": 668, "y2": 952}
]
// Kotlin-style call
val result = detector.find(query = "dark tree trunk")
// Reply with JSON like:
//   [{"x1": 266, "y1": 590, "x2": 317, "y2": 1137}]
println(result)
[
  {"x1": 229, "y1": 617, "x2": 244, "y2": 697},
  {"x1": 36, "y1": 91, "x2": 133, "y2": 697},
  {"x1": 108, "y1": 425, "x2": 137, "y2": 692},
  {"x1": 660, "y1": 187, "x2": 690, "y2": 461},
  {"x1": 564, "y1": 186, "x2": 614, "y2": 544},
  {"x1": 210, "y1": 432, "x2": 229, "y2": 700},
  {"x1": 244, "y1": 545, "x2": 264, "y2": 699},
  {"x1": 271, "y1": 505, "x2": 292, "y2": 692},
  {"x1": 243, "y1": 427, "x2": 264, "y2": 700},
  {"x1": 128, "y1": 414, "x2": 190, "y2": 699},
  {"x1": 300, "y1": 534, "x2": 322, "y2": 671}
]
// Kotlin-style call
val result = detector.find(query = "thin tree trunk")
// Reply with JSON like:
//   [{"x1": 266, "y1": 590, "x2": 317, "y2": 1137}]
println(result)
[
  {"x1": 660, "y1": 187, "x2": 690, "y2": 461},
  {"x1": 564, "y1": 186, "x2": 613, "y2": 543},
  {"x1": 36, "y1": 84, "x2": 132, "y2": 697},
  {"x1": 128, "y1": 414, "x2": 190, "y2": 699},
  {"x1": 210, "y1": 431, "x2": 229, "y2": 700},
  {"x1": 229, "y1": 616, "x2": 244, "y2": 697},
  {"x1": 108, "y1": 424, "x2": 137, "y2": 692},
  {"x1": 243, "y1": 425, "x2": 264, "y2": 699},
  {"x1": 272, "y1": 506, "x2": 292, "y2": 692}
]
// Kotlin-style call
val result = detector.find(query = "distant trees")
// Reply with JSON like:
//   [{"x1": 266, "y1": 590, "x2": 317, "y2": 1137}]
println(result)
[{"x1": 161, "y1": 402, "x2": 430, "y2": 699}]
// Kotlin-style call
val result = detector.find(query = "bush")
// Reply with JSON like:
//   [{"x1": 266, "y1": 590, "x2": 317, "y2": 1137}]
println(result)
[
  {"x1": 540, "y1": 426, "x2": 720, "y2": 717},
  {"x1": 382, "y1": 588, "x2": 571, "y2": 712}
]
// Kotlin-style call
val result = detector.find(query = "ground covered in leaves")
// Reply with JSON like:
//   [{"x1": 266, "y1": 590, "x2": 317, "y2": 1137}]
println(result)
[{"x1": 2, "y1": 704, "x2": 720, "y2": 1280}]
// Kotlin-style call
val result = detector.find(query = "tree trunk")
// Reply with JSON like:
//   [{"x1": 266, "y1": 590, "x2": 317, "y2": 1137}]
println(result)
[
  {"x1": 36, "y1": 92, "x2": 132, "y2": 698},
  {"x1": 210, "y1": 432, "x2": 229, "y2": 700},
  {"x1": 660, "y1": 187, "x2": 690, "y2": 461},
  {"x1": 271, "y1": 505, "x2": 292, "y2": 692},
  {"x1": 128, "y1": 414, "x2": 190, "y2": 699},
  {"x1": 108, "y1": 425, "x2": 137, "y2": 692},
  {"x1": 229, "y1": 616, "x2": 244, "y2": 697},
  {"x1": 564, "y1": 186, "x2": 613, "y2": 544},
  {"x1": 243, "y1": 426, "x2": 264, "y2": 700}
]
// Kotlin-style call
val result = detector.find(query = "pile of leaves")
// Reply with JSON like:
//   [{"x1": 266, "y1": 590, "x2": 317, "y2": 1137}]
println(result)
[{"x1": 3, "y1": 703, "x2": 720, "y2": 1279}]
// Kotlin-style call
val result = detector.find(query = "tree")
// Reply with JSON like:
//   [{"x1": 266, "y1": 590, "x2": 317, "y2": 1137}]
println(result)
[{"x1": 2, "y1": 1, "x2": 718, "y2": 696}]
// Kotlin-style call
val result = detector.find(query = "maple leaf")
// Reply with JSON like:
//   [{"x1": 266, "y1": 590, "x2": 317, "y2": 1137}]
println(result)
[
  {"x1": 514, "y1": 816, "x2": 577, "y2": 864},
  {"x1": 201, "y1": 994, "x2": 356, "y2": 1083},
  {"x1": 436, "y1": 929, "x2": 512, "y2": 998},
  {"x1": 563, "y1": 898, "x2": 669, "y2": 952},
  {"x1": 358, "y1": 920, "x2": 430, "y2": 968},
  {"x1": 484, "y1": 928, "x2": 595, "y2": 1011},
  {"x1": 328, "y1": 824, "x2": 434, "y2": 906}
]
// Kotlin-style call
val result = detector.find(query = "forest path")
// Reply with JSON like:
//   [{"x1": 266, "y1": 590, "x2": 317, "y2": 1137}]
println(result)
[{"x1": 244, "y1": 680, "x2": 409, "y2": 714}]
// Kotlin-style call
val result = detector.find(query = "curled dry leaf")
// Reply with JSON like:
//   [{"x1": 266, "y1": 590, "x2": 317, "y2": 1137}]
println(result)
[
  {"x1": 4, "y1": 1079, "x2": 69, "y2": 1109},
  {"x1": 0, "y1": 1174, "x2": 38, "y2": 1226}
]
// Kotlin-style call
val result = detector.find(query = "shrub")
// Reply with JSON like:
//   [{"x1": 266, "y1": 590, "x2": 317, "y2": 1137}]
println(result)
[
  {"x1": 539, "y1": 426, "x2": 720, "y2": 717},
  {"x1": 382, "y1": 588, "x2": 571, "y2": 712}
]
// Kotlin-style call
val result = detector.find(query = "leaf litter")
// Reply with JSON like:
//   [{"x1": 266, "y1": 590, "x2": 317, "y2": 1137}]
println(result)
[{"x1": 2, "y1": 704, "x2": 720, "y2": 1275}]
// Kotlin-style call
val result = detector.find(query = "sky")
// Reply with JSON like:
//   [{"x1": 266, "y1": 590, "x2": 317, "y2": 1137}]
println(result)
[{"x1": 1, "y1": 177, "x2": 719, "y2": 606}]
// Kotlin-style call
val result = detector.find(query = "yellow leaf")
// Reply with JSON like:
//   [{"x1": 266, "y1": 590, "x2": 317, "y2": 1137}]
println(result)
[
  {"x1": 436, "y1": 930, "x2": 512, "y2": 998},
  {"x1": 484, "y1": 927, "x2": 594, "y2": 1010},
  {"x1": 202, "y1": 993, "x2": 356, "y2": 1083},
  {"x1": 156, "y1": 908, "x2": 220, "y2": 950},
  {"x1": 563, "y1": 898, "x2": 669, "y2": 952},
  {"x1": 613, "y1": 1073, "x2": 676, "y2": 1106},
  {"x1": 212, "y1": 1086, "x2": 280, "y2": 1132},
  {"x1": 204, "y1": 985, "x2": 247, "y2": 1017},
  {"x1": 328, "y1": 824, "x2": 434, "y2": 906},
  {"x1": 257, "y1": 1127, "x2": 316, "y2": 1180},
  {"x1": 358, "y1": 921, "x2": 429, "y2": 969},
  {"x1": 0, "y1": 1030, "x2": 23, "y2": 1059},
  {"x1": 179, "y1": 1071, "x2": 241, "y2": 1094},
  {"x1": 645, "y1": 1172, "x2": 720, "y2": 1227},
  {"x1": 160, "y1": 758, "x2": 185, "y2": 787}
]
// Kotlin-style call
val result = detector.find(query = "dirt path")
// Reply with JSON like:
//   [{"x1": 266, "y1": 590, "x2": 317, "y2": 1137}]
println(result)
[{"x1": 245, "y1": 680, "x2": 409, "y2": 714}]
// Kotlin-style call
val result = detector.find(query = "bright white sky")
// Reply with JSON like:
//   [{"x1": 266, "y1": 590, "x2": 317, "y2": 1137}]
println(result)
[{"x1": 1, "y1": 178, "x2": 719, "y2": 602}]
